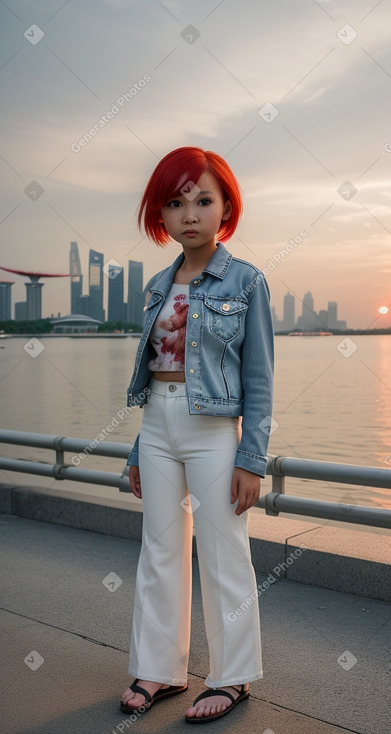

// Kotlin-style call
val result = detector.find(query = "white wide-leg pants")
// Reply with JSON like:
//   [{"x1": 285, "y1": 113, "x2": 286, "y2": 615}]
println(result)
[{"x1": 128, "y1": 378, "x2": 263, "y2": 687}]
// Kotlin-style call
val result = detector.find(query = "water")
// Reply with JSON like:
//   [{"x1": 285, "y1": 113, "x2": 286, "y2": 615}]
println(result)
[{"x1": 1, "y1": 334, "x2": 391, "y2": 513}]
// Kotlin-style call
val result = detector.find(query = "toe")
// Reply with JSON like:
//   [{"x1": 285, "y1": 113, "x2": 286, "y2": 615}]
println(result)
[{"x1": 185, "y1": 705, "x2": 197, "y2": 717}]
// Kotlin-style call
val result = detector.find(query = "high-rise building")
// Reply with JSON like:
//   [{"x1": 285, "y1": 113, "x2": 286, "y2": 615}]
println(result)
[
  {"x1": 70, "y1": 242, "x2": 83, "y2": 314},
  {"x1": 283, "y1": 291, "x2": 295, "y2": 331},
  {"x1": 297, "y1": 291, "x2": 318, "y2": 330},
  {"x1": 0, "y1": 281, "x2": 14, "y2": 321},
  {"x1": 15, "y1": 301, "x2": 27, "y2": 320},
  {"x1": 327, "y1": 302, "x2": 338, "y2": 329},
  {"x1": 126, "y1": 260, "x2": 143, "y2": 327},
  {"x1": 318, "y1": 309, "x2": 329, "y2": 328},
  {"x1": 107, "y1": 265, "x2": 124, "y2": 322},
  {"x1": 88, "y1": 250, "x2": 105, "y2": 322}
]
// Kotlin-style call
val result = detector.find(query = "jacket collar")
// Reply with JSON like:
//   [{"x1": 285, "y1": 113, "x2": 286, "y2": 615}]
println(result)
[{"x1": 151, "y1": 241, "x2": 232, "y2": 296}]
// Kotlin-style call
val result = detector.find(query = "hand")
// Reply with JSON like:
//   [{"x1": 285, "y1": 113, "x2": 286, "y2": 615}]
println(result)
[
  {"x1": 230, "y1": 467, "x2": 261, "y2": 516},
  {"x1": 129, "y1": 466, "x2": 142, "y2": 498}
]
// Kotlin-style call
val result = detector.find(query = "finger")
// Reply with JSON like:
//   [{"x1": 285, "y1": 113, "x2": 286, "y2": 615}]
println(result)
[{"x1": 230, "y1": 476, "x2": 238, "y2": 503}]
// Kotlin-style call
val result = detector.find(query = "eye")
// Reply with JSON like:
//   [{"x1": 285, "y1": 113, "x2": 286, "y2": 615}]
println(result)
[
  {"x1": 198, "y1": 198, "x2": 211, "y2": 206},
  {"x1": 167, "y1": 199, "x2": 182, "y2": 208}
]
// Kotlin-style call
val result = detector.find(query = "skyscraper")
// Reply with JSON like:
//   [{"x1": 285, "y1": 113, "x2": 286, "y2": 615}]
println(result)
[
  {"x1": 89, "y1": 250, "x2": 105, "y2": 322},
  {"x1": 0, "y1": 281, "x2": 14, "y2": 321},
  {"x1": 127, "y1": 260, "x2": 143, "y2": 327},
  {"x1": 69, "y1": 242, "x2": 83, "y2": 314},
  {"x1": 327, "y1": 302, "x2": 338, "y2": 329},
  {"x1": 283, "y1": 291, "x2": 295, "y2": 331},
  {"x1": 108, "y1": 264, "x2": 124, "y2": 322},
  {"x1": 297, "y1": 291, "x2": 318, "y2": 330}
]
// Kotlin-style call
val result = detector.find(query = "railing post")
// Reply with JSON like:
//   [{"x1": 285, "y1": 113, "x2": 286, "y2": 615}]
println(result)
[
  {"x1": 271, "y1": 455, "x2": 286, "y2": 495},
  {"x1": 119, "y1": 465, "x2": 131, "y2": 493},
  {"x1": 53, "y1": 436, "x2": 66, "y2": 480}
]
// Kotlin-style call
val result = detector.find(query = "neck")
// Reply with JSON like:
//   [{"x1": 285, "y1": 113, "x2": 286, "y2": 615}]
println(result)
[{"x1": 180, "y1": 239, "x2": 218, "y2": 273}]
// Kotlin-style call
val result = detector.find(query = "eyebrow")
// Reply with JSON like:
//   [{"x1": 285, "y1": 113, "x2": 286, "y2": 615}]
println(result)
[{"x1": 167, "y1": 189, "x2": 214, "y2": 202}]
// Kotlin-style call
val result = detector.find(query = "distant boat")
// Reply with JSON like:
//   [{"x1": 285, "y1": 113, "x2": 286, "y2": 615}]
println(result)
[{"x1": 289, "y1": 331, "x2": 333, "y2": 336}]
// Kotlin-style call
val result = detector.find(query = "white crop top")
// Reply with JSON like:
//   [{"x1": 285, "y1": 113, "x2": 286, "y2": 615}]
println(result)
[{"x1": 148, "y1": 283, "x2": 189, "y2": 371}]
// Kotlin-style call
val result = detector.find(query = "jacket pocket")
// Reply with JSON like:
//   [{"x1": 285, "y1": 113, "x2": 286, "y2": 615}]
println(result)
[{"x1": 204, "y1": 297, "x2": 248, "y2": 342}]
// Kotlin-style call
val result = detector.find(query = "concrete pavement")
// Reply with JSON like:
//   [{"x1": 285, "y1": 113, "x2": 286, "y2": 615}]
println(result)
[{"x1": 0, "y1": 512, "x2": 390, "y2": 734}]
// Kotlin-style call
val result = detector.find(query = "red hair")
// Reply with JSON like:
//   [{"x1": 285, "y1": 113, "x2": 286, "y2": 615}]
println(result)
[{"x1": 137, "y1": 146, "x2": 243, "y2": 246}]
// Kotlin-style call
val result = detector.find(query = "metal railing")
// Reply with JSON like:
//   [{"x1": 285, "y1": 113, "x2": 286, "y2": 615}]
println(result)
[{"x1": 0, "y1": 429, "x2": 391, "y2": 529}]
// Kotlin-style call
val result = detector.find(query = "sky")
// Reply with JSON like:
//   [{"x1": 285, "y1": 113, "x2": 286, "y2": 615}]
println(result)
[{"x1": 0, "y1": 0, "x2": 390, "y2": 328}]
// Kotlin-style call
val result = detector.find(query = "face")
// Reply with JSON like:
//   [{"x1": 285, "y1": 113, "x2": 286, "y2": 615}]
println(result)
[{"x1": 159, "y1": 170, "x2": 232, "y2": 250}]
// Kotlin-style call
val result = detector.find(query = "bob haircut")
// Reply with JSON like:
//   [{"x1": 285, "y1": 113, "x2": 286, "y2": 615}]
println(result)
[{"x1": 137, "y1": 146, "x2": 243, "y2": 246}]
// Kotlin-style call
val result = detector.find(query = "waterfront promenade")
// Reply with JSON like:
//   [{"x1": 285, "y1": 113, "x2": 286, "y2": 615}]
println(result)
[{"x1": 0, "y1": 486, "x2": 390, "y2": 734}]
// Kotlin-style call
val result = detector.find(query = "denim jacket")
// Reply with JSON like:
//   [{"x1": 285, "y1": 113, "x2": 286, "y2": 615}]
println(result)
[{"x1": 126, "y1": 241, "x2": 274, "y2": 477}]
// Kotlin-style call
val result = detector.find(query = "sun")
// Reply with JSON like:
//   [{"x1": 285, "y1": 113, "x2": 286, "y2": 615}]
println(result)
[{"x1": 379, "y1": 306, "x2": 389, "y2": 314}]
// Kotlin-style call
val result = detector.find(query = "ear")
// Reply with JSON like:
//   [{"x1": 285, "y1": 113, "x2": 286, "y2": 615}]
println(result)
[{"x1": 221, "y1": 199, "x2": 232, "y2": 221}]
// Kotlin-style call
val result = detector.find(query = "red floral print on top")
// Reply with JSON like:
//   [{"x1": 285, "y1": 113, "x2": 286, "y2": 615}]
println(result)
[{"x1": 148, "y1": 284, "x2": 189, "y2": 371}]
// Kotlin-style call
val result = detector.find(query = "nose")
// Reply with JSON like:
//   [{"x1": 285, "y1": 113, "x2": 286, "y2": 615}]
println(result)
[{"x1": 182, "y1": 204, "x2": 198, "y2": 224}]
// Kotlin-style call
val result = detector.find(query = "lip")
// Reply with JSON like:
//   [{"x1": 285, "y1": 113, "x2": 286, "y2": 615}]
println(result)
[{"x1": 183, "y1": 230, "x2": 198, "y2": 235}]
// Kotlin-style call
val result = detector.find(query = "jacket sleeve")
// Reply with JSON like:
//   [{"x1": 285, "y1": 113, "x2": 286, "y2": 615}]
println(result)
[
  {"x1": 126, "y1": 433, "x2": 140, "y2": 467},
  {"x1": 125, "y1": 280, "x2": 155, "y2": 468},
  {"x1": 234, "y1": 272, "x2": 274, "y2": 478}
]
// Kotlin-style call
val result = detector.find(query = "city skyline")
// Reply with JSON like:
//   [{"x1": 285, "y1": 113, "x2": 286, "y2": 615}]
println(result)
[
  {"x1": 0, "y1": 1, "x2": 390, "y2": 329},
  {"x1": 1, "y1": 248, "x2": 352, "y2": 334},
  {"x1": 272, "y1": 291, "x2": 347, "y2": 333}
]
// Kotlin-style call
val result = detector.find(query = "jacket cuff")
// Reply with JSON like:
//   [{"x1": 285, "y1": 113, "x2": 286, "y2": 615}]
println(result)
[
  {"x1": 235, "y1": 449, "x2": 267, "y2": 478},
  {"x1": 126, "y1": 434, "x2": 140, "y2": 467}
]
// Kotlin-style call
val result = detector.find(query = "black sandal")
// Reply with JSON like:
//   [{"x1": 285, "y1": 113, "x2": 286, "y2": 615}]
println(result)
[
  {"x1": 120, "y1": 678, "x2": 188, "y2": 714},
  {"x1": 185, "y1": 683, "x2": 249, "y2": 724}
]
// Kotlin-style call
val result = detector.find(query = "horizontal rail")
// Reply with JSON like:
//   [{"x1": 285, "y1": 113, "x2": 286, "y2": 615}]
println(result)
[
  {"x1": 0, "y1": 429, "x2": 130, "y2": 459},
  {"x1": 267, "y1": 454, "x2": 391, "y2": 489},
  {"x1": 257, "y1": 492, "x2": 391, "y2": 529},
  {"x1": 1, "y1": 429, "x2": 391, "y2": 528},
  {"x1": 0, "y1": 457, "x2": 130, "y2": 493}
]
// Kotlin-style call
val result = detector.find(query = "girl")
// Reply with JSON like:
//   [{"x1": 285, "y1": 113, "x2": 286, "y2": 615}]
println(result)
[{"x1": 120, "y1": 146, "x2": 274, "y2": 724}]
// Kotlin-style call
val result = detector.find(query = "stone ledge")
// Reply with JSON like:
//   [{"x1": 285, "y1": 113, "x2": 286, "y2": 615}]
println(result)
[{"x1": 1, "y1": 483, "x2": 389, "y2": 601}]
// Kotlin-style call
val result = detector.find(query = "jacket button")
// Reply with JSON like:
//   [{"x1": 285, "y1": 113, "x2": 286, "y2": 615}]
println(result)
[
  {"x1": 189, "y1": 368, "x2": 195, "y2": 373},
  {"x1": 193, "y1": 279, "x2": 200, "y2": 285},
  {"x1": 194, "y1": 403, "x2": 201, "y2": 410},
  {"x1": 222, "y1": 303, "x2": 230, "y2": 311},
  {"x1": 192, "y1": 313, "x2": 199, "y2": 319},
  {"x1": 191, "y1": 341, "x2": 198, "y2": 347}
]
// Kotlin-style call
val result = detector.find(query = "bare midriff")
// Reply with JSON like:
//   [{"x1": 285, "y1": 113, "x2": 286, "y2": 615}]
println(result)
[{"x1": 152, "y1": 371, "x2": 186, "y2": 382}]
